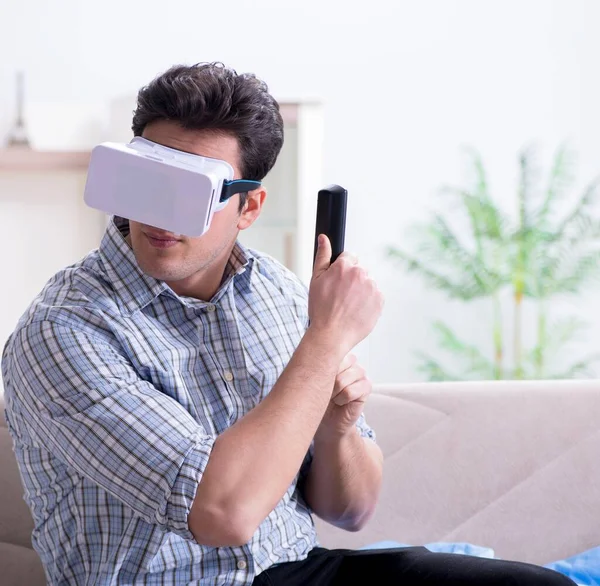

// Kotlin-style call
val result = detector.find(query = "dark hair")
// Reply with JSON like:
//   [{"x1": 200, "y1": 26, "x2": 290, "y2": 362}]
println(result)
[{"x1": 132, "y1": 62, "x2": 284, "y2": 210}]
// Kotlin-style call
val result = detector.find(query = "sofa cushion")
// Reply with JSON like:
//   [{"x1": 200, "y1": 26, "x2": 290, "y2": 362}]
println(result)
[
  {"x1": 0, "y1": 542, "x2": 46, "y2": 586},
  {"x1": 315, "y1": 380, "x2": 600, "y2": 566}
]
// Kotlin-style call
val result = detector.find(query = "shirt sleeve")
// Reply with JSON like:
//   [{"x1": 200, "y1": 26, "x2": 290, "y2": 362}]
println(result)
[
  {"x1": 355, "y1": 412, "x2": 376, "y2": 442},
  {"x1": 5, "y1": 319, "x2": 214, "y2": 541}
]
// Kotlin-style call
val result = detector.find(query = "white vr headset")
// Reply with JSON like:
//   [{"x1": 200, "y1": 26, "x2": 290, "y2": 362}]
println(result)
[{"x1": 83, "y1": 136, "x2": 261, "y2": 237}]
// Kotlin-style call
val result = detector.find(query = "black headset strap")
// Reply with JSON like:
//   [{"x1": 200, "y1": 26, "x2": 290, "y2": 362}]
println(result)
[{"x1": 220, "y1": 179, "x2": 262, "y2": 202}]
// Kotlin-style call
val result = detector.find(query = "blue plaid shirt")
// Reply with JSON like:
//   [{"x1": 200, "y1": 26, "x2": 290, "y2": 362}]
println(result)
[{"x1": 2, "y1": 217, "x2": 375, "y2": 585}]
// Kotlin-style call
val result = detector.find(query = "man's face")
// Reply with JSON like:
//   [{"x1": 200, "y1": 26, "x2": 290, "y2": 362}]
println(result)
[{"x1": 127, "y1": 120, "x2": 264, "y2": 288}]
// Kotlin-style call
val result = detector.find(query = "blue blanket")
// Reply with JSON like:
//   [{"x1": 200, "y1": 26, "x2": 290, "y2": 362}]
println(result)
[{"x1": 361, "y1": 541, "x2": 600, "y2": 585}]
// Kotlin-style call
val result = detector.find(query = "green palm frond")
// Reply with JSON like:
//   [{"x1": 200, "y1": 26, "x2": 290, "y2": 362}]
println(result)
[
  {"x1": 548, "y1": 354, "x2": 600, "y2": 379},
  {"x1": 534, "y1": 143, "x2": 576, "y2": 227},
  {"x1": 459, "y1": 147, "x2": 495, "y2": 251},
  {"x1": 526, "y1": 316, "x2": 588, "y2": 367},
  {"x1": 531, "y1": 225, "x2": 600, "y2": 297},
  {"x1": 510, "y1": 148, "x2": 540, "y2": 302},
  {"x1": 461, "y1": 146, "x2": 488, "y2": 197},
  {"x1": 563, "y1": 214, "x2": 600, "y2": 241},
  {"x1": 387, "y1": 247, "x2": 489, "y2": 300},
  {"x1": 418, "y1": 215, "x2": 504, "y2": 293},
  {"x1": 547, "y1": 316, "x2": 588, "y2": 348},
  {"x1": 430, "y1": 321, "x2": 495, "y2": 379},
  {"x1": 415, "y1": 352, "x2": 459, "y2": 382},
  {"x1": 439, "y1": 187, "x2": 507, "y2": 242},
  {"x1": 551, "y1": 177, "x2": 600, "y2": 242},
  {"x1": 518, "y1": 146, "x2": 536, "y2": 232},
  {"x1": 549, "y1": 249, "x2": 600, "y2": 295}
]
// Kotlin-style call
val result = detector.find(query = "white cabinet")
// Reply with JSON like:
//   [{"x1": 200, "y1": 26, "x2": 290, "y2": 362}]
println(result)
[{"x1": 238, "y1": 102, "x2": 324, "y2": 285}]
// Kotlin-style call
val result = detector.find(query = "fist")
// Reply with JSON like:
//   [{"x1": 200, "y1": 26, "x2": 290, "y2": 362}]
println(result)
[
  {"x1": 309, "y1": 235, "x2": 384, "y2": 357},
  {"x1": 317, "y1": 354, "x2": 372, "y2": 439}
]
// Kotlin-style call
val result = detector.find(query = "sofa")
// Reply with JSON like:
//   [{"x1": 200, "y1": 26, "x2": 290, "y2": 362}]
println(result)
[{"x1": 2, "y1": 379, "x2": 600, "y2": 585}]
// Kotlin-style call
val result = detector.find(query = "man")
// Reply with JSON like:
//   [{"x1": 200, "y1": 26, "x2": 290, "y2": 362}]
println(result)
[{"x1": 1, "y1": 63, "x2": 574, "y2": 585}]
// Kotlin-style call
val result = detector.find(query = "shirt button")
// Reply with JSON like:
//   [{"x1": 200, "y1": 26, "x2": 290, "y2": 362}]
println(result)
[
  {"x1": 237, "y1": 560, "x2": 247, "y2": 570},
  {"x1": 224, "y1": 371, "x2": 234, "y2": 382},
  {"x1": 206, "y1": 304, "x2": 216, "y2": 312}
]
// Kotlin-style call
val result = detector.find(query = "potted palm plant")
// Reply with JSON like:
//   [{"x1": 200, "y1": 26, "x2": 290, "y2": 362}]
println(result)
[{"x1": 388, "y1": 144, "x2": 600, "y2": 381}]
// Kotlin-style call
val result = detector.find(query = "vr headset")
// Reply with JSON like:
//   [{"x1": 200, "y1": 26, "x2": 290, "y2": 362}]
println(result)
[{"x1": 83, "y1": 136, "x2": 261, "y2": 237}]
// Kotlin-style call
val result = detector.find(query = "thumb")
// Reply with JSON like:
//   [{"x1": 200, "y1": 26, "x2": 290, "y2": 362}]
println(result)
[{"x1": 313, "y1": 234, "x2": 332, "y2": 276}]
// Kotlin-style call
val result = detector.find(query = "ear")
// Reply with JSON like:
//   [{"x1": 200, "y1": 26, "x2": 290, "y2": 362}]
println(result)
[{"x1": 237, "y1": 187, "x2": 267, "y2": 231}]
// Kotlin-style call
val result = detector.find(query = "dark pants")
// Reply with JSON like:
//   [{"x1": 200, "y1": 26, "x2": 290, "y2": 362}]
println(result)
[{"x1": 253, "y1": 547, "x2": 576, "y2": 586}]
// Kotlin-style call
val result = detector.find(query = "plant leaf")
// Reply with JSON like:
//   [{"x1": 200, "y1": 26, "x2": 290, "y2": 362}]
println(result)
[
  {"x1": 387, "y1": 247, "x2": 488, "y2": 300},
  {"x1": 418, "y1": 215, "x2": 504, "y2": 294},
  {"x1": 414, "y1": 351, "x2": 459, "y2": 382},
  {"x1": 535, "y1": 143, "x2": 576, "y2": 227},
  {"x1": 438, "y1": 186, "x2": 508, "y2": 242},
  {"x1": 525, "y1": 315, "x2": 588, "y2": 368},
  {"x1": 547, "y1": 249, "x2": 600, "y2": 295},
  {"x1": 430, "y1": 321, "x2": 495, "y2": 378},
  {"x1": 548, "y1": 354, "x2": 600, "y2": 379},
  {"x1": 552, "y1": 177, "x2": 600, "y2": 241}
]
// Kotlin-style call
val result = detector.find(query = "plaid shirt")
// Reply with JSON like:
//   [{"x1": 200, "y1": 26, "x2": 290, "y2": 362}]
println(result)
[{"x1": 2, "y1": 217, "x2": 375, "y2": 586}]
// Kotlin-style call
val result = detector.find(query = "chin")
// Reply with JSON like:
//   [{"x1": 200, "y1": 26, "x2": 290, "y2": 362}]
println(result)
[{"x1": 134, "y1": 255, "x2": 183, "y2": 282}]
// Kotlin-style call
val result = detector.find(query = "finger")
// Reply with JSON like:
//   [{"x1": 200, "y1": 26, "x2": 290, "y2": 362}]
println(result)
[
  {"x1": 337, "y1": 353, "x2": 357, "y2": 375},
  {"x1": 332, "y1": 379, "x2": 372, "y2": 406},
  {"x1": 336, "y1": 251, "x2": 358, "y2": 266},
  {"x1": 333, "y1": 364, "x2": 367, "y2": 398},
  {"x1": 313, "y1": 234, "x2": 332, "y2": 276}
]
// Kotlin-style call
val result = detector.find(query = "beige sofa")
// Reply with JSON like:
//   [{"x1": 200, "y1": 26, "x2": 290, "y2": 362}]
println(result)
[{"x1": 2, "y1": 380, "x2": 600, "y2": 585}]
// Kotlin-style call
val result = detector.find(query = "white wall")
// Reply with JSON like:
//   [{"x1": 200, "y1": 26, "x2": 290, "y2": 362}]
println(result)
[{"x1": 1, "y1": 0, "x2": 599, "y2": 385}]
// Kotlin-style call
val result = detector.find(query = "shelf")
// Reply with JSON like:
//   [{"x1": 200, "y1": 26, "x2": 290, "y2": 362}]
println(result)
[
  {"x1": 0, "y1": 101, "x2": 316, "y2": 172},
  {"x1": 0, "y1": 149, "x2": 91, "y2": 172},
  {"x1": 0, "y1": 102, "x2": 314, "y2": 172}
]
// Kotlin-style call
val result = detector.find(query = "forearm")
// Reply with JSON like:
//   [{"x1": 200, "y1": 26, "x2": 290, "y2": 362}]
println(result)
[
  {"x1": 303, "y1": 426, "x2": 383, "y2": 531},
  {"x1": 190, "y1": 327, "x2": 342, "y2": 545}
]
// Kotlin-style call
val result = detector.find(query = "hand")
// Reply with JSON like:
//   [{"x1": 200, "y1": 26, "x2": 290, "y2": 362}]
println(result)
[
  {"x1": 309, "y1": 235, "x2": 384, "y2": 357},
  {"x1": 316, "y1": 353, "x2": 372, "y2": 440}
]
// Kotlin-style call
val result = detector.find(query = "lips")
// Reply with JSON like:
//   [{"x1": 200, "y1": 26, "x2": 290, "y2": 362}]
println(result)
[{"x1": 143, "y1": 230, "x2": 181, "y2": 249}]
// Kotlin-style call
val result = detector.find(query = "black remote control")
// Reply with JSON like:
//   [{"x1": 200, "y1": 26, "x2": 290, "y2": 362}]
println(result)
[{"x1": 313, "y1": 184, "x2": 347, "y2": 266}]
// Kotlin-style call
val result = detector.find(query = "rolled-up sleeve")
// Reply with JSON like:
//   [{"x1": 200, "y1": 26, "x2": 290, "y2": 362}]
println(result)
[
  {"x1": 7, "y1": 319, "x2": 213, "y2": 541},
  {"x1": 355, "y1": 412, "x2": 376, "y2": 442}
]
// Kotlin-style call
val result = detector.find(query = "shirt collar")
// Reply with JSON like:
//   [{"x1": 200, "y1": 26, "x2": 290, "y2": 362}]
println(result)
[{"x1": 98, "y1": 216, "x2": 253, "y2": 315}]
